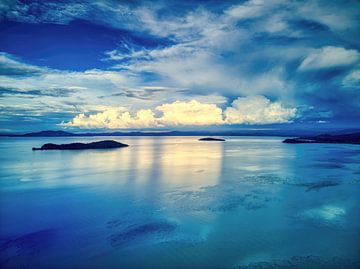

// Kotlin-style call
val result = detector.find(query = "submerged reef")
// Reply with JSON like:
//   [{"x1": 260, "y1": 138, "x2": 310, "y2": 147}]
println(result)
[
  {"x1": 294, "y1": 180, "x2": 340, "y2": 192},
  {"x1": 238, "y1": 255, "x2": 360, "y2": 269},
  {"x1": 291, "y1": 204, "x2": 347, "y2": 228},
  {"x1": 163, "y1": 182, "x2": 274, "y2": 213},
  {"x1": 0, "y1": 229, "x2": 56, "y2": 267},
  {"x1": 162, "y1": 174, "x2": 349, "y2": 213},
  {"x1": 108, "y1": 221, "x2": 176, "y2": 248}
]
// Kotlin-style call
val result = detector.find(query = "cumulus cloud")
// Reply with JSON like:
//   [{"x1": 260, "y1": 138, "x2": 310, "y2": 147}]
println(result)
[
  {"x1": 63, "y1": 106, "x2": 157, "y2": 129},
  {"x1": 299, "y1": 46, "x2": 359, "y2": 71},
  {"x1": 157, "y1": 100, "x2": 224, "y2": 126},
  {"x1": 63, "y1": 96, "x2": 296, "y2": 129},
  {"x1": 63, "y1": 100, "x2": 224, "y2": 128},
  {"x1": 224, "y1": 95, "x2": 297, "y2": 124}
]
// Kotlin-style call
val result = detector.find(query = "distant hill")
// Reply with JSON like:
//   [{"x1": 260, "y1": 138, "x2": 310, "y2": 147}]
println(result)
[
  {"x1": 283, "y1": 132, "x2": 360, "y2": 144},
  {"x1": 22, "y1": 130, "x2": 75, "y2": 137},
  {"x1": 2, "y1": 129, "x2": 360, "y2": 138},
  {"x1": 1, "y1": 130, "x2": 301, "y2": 137}
]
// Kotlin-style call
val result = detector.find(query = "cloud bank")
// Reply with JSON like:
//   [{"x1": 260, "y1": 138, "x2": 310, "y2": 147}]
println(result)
[{"x1": 63, "y1": 96, "x2": 296, "y2": 129}]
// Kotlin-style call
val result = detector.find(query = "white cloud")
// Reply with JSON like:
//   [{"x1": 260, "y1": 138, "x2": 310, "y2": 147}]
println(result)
[
  {"x1": 297, "y1": 1, "x2": 360, "y2": 32},
  {"x1": 2, "y1": 1, "x2": 89, "y2": 24},
  {"x1": 0, "y1": 52, "x2": 45, "y2": 76},
  {"x1": 63, "y1": 96, "x2": 297, "y2": 129},
  {"x1": 1, "y1": 52, "x2": 237, "y2": 119},
  {"x1": 110, "y1": 43, "x2": 289, "y2": 97},
  {"x1": 224, "y1": 95, "x2": 297, "y2": 124},
  {"x1": 225, "y1": 0, "x2": 270, "y2": 20},
  {"x1": 62, "y1": 107, "x2": 157, "y2": 129},
  {"x1": 0, "y1": 68, "x2": 137, "y2": 99},
  {"x1": 157, "y1": 100, "x2": 224, "y2": 126},
  {"x1": 342, "y1": 69, "x2": 360, "y2": 88},
  {"x1": 134, "y1": 7, "x2": 223, "y2": 42},
  {"x1": 3, "y1": 1, "x2": 358, "y2": 129},
  {"x1": 103, "y1": 4, "x2": 297, "y2": 97},
  {"x1": 225, "y1": 0, "x2": 295, "y2": 37},
  {"x1": 299, "y1": 46, "x2": 359, "y2": 71},
  {"x1": 63, "y1": 99, "x2": 224, "y2": 128}
]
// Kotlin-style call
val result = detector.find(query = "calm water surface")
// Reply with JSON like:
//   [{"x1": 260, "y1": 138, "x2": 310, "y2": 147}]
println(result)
[{"x1": 1, "y1": 136, "x2": 360, "y2": 268}]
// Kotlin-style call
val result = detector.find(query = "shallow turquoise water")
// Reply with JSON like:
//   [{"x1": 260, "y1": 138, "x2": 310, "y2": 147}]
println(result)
[{"x1": 0, "y1": 136, "x2": 360, "y2": 268}]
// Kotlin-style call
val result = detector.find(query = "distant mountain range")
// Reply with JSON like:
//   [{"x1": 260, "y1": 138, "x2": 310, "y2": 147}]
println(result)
[{"x1": 1, "y1": 129, "x2": 360, "y2": 137}]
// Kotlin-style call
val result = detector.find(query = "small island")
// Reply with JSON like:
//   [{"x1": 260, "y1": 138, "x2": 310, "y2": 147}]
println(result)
[
  {"x1": 283, "y1": 132, "x2": 360, "y2": 145},
  {"x1": 198, "y1": 137, "x2": 225, "y2": 142},
  {"x1": 32, "y1": 140, "x2": 129, "y2": 151}
]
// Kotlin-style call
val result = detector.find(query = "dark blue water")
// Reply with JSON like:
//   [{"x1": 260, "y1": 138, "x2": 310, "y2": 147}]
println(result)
[{"x1": 1, "y1": 137, "x2": 360, "y2": 268}]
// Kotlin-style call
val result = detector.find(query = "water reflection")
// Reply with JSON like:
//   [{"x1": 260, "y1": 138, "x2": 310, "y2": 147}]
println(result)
[
  {"x1": 1, "y1": 137, "x2": 360, "y2": 269},
  {"x1": 63, "y1": 137, "x2": 224, "y2": 189},
  {"x1": 158, "y1": 138, "x2": 223, "y2": 188},
  {"x1": 0, "y1": 137, "x2": 225, "y2": 193}
]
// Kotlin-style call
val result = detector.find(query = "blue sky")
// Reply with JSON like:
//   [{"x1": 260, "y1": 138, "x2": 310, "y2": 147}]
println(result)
[{"x1": 0, "y1": 0, "x2": 359, "y2": 132}]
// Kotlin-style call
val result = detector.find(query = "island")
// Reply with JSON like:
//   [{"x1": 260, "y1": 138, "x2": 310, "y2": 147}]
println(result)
[
  {"x1": 32, "y1": 140, "x2": 129, "y2": 150},
  {"x1": 283, "y1": 132, "x2": 360, "y2": 145},
  {"x1": 198, "y1": 137, "x2": 225, "y2": 142}
]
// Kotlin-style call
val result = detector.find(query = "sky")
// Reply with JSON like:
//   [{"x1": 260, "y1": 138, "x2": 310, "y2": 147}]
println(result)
[{"x1": 0, "y1": 0, "x2": 359, "y2": 133}]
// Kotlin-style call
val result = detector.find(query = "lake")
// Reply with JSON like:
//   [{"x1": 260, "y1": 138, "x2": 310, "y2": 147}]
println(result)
[{"x1": 0, "y1": 136, "x2": 359, "y2": 268}]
